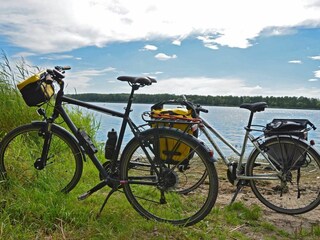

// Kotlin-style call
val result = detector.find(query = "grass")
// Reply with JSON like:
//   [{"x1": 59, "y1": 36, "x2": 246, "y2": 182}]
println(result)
[
  {"x1": 1, "y1": 53, "x2": 319, "y2": 239},
  {"x1": 0, "y1": 51, "x2": 100, "y2": 139},
  {"x1": 0, "y1": 53, "x2": 40, "y2": 137},
  {"x1": 3, "y1": 165, "x2": 317, "y2": 240}
]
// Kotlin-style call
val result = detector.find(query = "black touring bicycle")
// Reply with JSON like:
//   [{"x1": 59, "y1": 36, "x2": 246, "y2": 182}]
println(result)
[{"x1": 0, "y1": 66, "x2": 219, "y2": 226}]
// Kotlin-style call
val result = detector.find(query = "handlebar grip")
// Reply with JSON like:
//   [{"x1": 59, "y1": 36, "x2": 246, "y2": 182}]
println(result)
[
  {"x1": 55, "y1": 66, "x2": 71, "y2": 71},
  {"x1": 148, "y1": 77, "x2": 157, "y2": 84},
  {"x1": 198, "y1": 107, "x2": 208, "y2": 113},
  {"x1": 62, "y1": 66, "x2": 71, "y2": 70},
  {"x1": 308, "y1": 121, "x2": 317, "y2": 130}
]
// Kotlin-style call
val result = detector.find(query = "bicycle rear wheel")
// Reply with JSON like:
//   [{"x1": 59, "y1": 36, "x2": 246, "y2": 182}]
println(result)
[
  {"x1": 0, "y1": 123, "x2": 83, "y2": 193},
  {"x1": 120, "y1": 128, "x2": 218, "y2": 226},
  {"x1": 247, "y1": 136, "x2": 320, "y2": 214}
]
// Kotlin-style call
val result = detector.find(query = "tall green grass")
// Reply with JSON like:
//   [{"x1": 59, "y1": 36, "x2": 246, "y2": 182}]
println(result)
[
  {"x1": 0, "y1": 52, "x2": 319, "y2": 239},
  {"x1": 0, "y1": 53, "x2": 39, "y2": 137},
  {"x1": 0, "y1": 52, "x2": 99, "y2": 139}
]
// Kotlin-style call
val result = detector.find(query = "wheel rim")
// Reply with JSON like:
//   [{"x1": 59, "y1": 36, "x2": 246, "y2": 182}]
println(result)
[
  {"x1": 0, "y1": 126, "x2": 81, "y2": 193},
  {"x1": 249, "y1": 138, "x2": 320, "y2": 214},
  {"x1": 121, "y1": 131, "x2": 217, "y2": 225}
]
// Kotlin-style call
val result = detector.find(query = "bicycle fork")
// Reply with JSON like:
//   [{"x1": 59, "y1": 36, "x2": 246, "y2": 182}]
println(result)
[{"x1": 34, "y1": 122, "x2": 54, "y2": 170}]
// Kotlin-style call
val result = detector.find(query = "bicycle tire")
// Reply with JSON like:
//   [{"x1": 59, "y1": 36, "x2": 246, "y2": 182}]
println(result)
[
  {"x1": 120, "y1": 127, "x2": 218, "y2": 226},
  {"x1": 246, "y1": 136, "x2": 320, "y2": 214},
  {"x1": 0, "y1": 123, "x2": 83, "y2": 193}
]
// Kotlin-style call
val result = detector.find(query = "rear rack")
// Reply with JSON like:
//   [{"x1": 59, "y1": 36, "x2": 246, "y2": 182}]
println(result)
[{"x1": 142, "y1": 111, "x2": 202, "y2": 126}]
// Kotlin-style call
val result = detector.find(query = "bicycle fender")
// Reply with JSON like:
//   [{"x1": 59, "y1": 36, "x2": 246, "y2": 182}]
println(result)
[
  {"x1": 136, "y1": 127, "x2": 217, "y2": 163},
  {"x1": 30, "y1": 121, "x2": 87, "y2": 162},
  {"x1": 248, "y1": 135, "x2": 320, "y2": 163},
  {"x1": 266, "y1": 134, "x2": 320, "y2": 154},
  {"x1": 264, "y1": 134, "x2": 313, "y2": 148}
]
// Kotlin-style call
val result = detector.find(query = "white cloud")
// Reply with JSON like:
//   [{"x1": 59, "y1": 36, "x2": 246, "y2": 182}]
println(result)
[
  {"x1": 139, "y1": 77, "x2": 262, "y2": 96},
  {"x1": 314, "y1": 70, "x2": 320, "y2": 78},
  {"x1": 0, "y1": 0, "x2": 319, "y2": 53},
  {"x1": 197, "y1": 36, "x2": 216, "y2": 44},
  {"x1": 137, "y1": 76, "x2": 320, "y2": 98},
  {"x1": 64, "y1": 67, "x2": 116, "y2": 92},
  {"x1": 12, "y1": 52, "x2": 36, "y2": 58},
  {"x1": 288, "y1": 60, "x2": 302, "y2": 64},
  {"x1": 142, "y1": 71, "x2": 163, "y2": 75},
  {"x1": 310, "y1": 55, "x2": 320, "y2": 60},
  {"x1": 155, "y1": 53, "x2": 177, "y2": 61},
  {"x1": 141, "y1": 44, "x2": 158, "y2": 51},
  {"x1": 262, "y1": 27, "x2": 297, "y2": 37},
  {"x1": 204, "y1": 44, "x2": 219, "y2": 50},
  {"x1": 40, "y1": 54, "x2": 81, "y2": 60},
  {"x1": 172, "y1": 35, "x2": 187, "y2": 46},
  {"x1": 76, "y1": 67, "x2": 116, "y2": 76},
  {"x1": 172, "y1": 39, "x2": 181, "y2": 46},
  {"x1": 197, "y1": 36, "x2": 219, "y2": 50},
  {"x1": 290, "y1": 87, "x2": 320, "y2": 98},
  {"x1": 309, "y1": 78, "x2": 319, "y2": 81}
]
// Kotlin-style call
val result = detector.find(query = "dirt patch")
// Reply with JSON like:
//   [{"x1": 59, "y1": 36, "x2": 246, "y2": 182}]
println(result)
[{"x1": 214, "y1": 163, "x2": 320, "y2": 234}]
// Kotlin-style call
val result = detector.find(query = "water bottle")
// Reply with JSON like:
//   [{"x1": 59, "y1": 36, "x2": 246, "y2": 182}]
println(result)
[{"x1": 105, "y1": 129, "x2": 117, "y2": 159}]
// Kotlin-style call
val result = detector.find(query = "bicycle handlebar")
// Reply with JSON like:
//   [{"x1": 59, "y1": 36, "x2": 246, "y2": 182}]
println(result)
[
  {"x1": 46, "y1": 66, "x2": 156, "y2": 88},
  {"x1": 46, "y1": 66, "x2": 71, "y2": 81}
]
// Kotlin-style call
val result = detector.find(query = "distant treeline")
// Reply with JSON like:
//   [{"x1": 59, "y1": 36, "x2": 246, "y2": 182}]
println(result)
[{"x1": 66, "y1": 93, "x2": 320, "y2": 109}]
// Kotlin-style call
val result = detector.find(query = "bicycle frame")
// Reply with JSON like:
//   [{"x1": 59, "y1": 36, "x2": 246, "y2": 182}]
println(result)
[
  {"x1": 198, "y1": 115, "x2": 281, "y2": 181},
  {"x1": 39, "y1": 80, "x2": 146, "y2": 181},
  {"x1": 146, "y1": 98, "x2": 291, "y2": 182}
]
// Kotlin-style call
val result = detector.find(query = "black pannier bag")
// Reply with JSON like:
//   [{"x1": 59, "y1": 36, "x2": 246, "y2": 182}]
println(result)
[
  {"x1": 264, "y1": 119, "x2": 313, "y2": 139},
  {"x1": 264, "y1": 119, "x2": 314, "y2": 170}
]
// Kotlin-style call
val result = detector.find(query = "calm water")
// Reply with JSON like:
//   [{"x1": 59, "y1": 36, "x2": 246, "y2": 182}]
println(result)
[{"x1": 82, "y1": 102, "x2": 320, "y2": 157}]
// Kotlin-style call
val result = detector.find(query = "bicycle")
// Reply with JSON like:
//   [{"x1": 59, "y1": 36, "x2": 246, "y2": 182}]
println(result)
[
  {"x1": 143, "y1": 97, "x2": 320, "y2": 215},
  {"x1": 0, "y1": 67, "x2": 219, "y2": 226}
]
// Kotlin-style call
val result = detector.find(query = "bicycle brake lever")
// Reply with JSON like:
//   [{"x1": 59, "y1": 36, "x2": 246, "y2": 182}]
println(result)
[{"x1": 53, "y1": 69, "x2": 65, "y2": 79}]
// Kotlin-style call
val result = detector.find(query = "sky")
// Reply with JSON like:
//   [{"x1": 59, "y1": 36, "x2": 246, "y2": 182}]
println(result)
[{"x1": 1, "y1": 0, "x2": 320, "y2": 98}]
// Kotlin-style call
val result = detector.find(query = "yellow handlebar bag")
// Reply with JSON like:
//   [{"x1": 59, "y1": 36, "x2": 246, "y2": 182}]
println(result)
[{"x1": 17, "y1": 72, "x2": 54, "y2": 107}]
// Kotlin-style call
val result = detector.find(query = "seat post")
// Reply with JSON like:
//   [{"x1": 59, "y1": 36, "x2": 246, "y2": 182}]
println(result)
[
  {"x1": 238, "y1": 110, "x2": 255, "y2": 168},
  {"x1": 112, "y1": 84, "x2": 138, "y2": 166},
  {"x1": 124, "y1": 85, "x2": 137, "y2": 117},
  {"x1": 246, "y1": 111, "x2": 254, "y2": 129}
]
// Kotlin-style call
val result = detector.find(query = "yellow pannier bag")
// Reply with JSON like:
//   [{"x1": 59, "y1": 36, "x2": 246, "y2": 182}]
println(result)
[
  {"x1": 17, "y1": 71, "x2": 54, "y2": 107},
  {"x1": 151, "y1": 108, "x2": 198, "y2": 162}
]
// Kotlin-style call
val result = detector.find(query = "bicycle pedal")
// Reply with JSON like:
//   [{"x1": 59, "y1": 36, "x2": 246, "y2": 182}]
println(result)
[
  {"x1": 78, "y1": 192, "x2": 91, "y2": 201},
  {"x1": 178, "y1": 164, "x2": 190, "y2": 172}
]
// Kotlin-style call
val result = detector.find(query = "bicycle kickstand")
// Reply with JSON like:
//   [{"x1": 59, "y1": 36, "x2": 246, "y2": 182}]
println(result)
[
  {"x1": 96, "y1": 188, "x2": 117, "y2": 218},
  {"x1": 229, "y1": 180, "x2": 247, "y2": 205}
]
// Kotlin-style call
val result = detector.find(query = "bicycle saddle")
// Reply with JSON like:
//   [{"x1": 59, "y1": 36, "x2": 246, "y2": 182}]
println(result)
[
  {"x1": 240, "y1": 102, "x2": 268, "y2": 112},
  {"x1": 117, "y1": 76, "x2": 157, "y2": 85}
]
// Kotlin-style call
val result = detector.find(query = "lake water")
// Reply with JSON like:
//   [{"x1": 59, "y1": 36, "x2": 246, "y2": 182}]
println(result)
[{"x1": 82, "y1": 102, "x2": 320, "y2": 157}]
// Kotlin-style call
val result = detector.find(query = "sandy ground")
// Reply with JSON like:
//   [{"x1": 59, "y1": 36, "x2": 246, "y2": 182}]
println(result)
[{"x1": 215, "y1": 164, "x2": 320, "y2": 235}]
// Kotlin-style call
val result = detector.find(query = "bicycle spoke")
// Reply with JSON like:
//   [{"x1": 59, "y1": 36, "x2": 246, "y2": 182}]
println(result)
[
  {"x1": 121, "y1": 128, "x2": 218, "y2": 226},
  {"x1": 248, "y1": 136, "x2": 320, "y2": 214}
]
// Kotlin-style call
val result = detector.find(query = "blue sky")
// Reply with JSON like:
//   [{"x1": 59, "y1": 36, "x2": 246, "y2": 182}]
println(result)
[{"x1": 1, "y1": 0, "x2": 320, "y2": 97}]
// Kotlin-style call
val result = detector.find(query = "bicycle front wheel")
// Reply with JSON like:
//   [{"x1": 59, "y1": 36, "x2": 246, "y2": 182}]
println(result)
[
  {"x1": 0, "y1": 123, "x2": 83, "y2": 193},
  {"x1": 120, "y1": 128, "x2": 218, "y2": 226},
  {"x1": 247, "y1": 136, "x2": 320, "y2": 214}
]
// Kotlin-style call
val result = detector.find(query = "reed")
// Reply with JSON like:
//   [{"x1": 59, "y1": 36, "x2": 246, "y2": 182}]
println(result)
[
  {"x1": 0, "y1": 52, "x2": 40, "y2": 137},
  {"x1": 0, "y1": 52, "x2": 99, "y2": 139}
]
